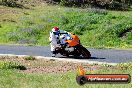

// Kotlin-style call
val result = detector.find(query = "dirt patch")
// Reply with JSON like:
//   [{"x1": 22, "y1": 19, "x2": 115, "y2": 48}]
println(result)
[
  {"x1": 21, "y1": 62, "x2": 80, "y2": 74},
  {"x1": 0, "y1": 7, "x2": 20, "y2": 15},
  {"x1": 0, "y1": 56, "x2": 96, "y2": 74}
]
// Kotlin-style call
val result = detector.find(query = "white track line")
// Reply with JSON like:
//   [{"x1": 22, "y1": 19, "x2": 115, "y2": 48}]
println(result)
[{"x1": 0, "y1": 54, "x2": 117, "y2": 65}]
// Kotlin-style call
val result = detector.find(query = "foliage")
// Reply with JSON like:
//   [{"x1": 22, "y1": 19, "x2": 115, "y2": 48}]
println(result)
[
  {"x1": 0, "y1": 0, "x2": 25, "y2": 8},
  {"x1": 116, "y1": 63, "x2": 132, "y2": 70},
  {"x1": 0, "y1": 3, "x2": 132, "y2": 48},
  {"x1": 0, "y1": 61, "x2": 26, "y2": 70},
  {"x1": 46, "y1": 0, "x2": 131, "y2": 10},
  {"x1": 24, "y1": 56, "x2": 36, "y2": 60}
]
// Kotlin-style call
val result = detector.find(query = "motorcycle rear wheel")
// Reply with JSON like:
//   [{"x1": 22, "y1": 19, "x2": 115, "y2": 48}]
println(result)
[{"x1": 77, "y1": 45, "x2": 91, "y2": 59}]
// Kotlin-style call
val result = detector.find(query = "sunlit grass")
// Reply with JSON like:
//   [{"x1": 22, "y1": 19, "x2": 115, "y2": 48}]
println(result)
[
  {"x1": 0, "y1": 3, "x2": 132, "y2": 48},
  {"x1": 0, "y1": 62, "x2": 132, "y2": 88}
]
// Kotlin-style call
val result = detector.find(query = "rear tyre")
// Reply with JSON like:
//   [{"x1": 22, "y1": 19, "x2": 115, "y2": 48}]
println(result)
[
  {"x1": 81, "y1": 46, "x2": 91, "y2": 58},
  {"x1": 77, "y1": 45, "x2": 91, "y2": 59}
]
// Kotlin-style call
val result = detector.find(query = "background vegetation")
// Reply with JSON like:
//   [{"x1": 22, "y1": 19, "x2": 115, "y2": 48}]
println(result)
[
  {"x1": 46, "y1": 0, "x2": 132, "y2": 10},
  {"x1": 1, "y1": 0, "x2": 131, "y2": 10},
  {"x1": 0, "y1": 0, "x2": 132, "y2": 48}
]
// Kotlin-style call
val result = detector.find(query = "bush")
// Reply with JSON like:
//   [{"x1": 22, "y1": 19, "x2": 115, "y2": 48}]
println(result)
[
  {"x1": 108, "y1": 1, "x2": 129, "y2": 10},
  {"x1": 117, "y1": 63, "x2": 132, "y2": 70},
  {"x1": 6, "y1": 32, "x2": 20, "y2": 42},
  {"x1": 45, "y1": 0, "x2": 131, "y2": 10},
  {"x1": 0, "y1": 61, "x2": 26, "y2": 70},
  {"x1": 0, "y1": 0, "x2": 25, "y2": 8},
  {"x1": 24, "y1": 56, "x2": 36, "y2": 60}
]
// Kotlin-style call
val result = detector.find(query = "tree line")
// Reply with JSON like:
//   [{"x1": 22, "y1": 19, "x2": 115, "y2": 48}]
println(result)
[
  {"x1": 0, "y1": 0, "x2": 131, "y2": 10},
  {"x1": 45, "y1": 0, "x2": 132, "y2": 10}
]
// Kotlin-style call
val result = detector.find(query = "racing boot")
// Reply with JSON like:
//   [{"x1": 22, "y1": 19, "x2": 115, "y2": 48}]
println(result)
[{"x1": 51, "y1": 51, "x2": 56, "y2": 57}]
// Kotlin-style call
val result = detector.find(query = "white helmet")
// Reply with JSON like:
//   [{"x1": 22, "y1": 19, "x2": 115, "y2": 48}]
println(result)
[{"x1": 52, "y1": 27, "x2": 59, "y2": 32}]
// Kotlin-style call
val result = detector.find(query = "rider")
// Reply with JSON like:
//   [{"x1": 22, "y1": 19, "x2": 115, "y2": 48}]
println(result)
[
  {"x1": 49, "y1": 26, "x2": 80, "y2": 57},
  {"x1": 49, "y1": 27, "x2": 61, "y2": 57}
]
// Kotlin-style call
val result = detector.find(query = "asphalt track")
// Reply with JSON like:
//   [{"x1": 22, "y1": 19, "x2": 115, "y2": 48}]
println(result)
[{"x1": 0, "y1": 45, "x2": 132, "y2": 64}]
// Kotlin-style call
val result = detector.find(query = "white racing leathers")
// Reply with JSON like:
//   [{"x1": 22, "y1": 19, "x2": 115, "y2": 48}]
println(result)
[{"x1": 49, "y1": 32, "x2": 60, "y2": 52}]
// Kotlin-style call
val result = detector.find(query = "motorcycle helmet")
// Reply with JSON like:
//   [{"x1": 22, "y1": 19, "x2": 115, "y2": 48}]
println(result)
[{"x1": 52, "y1": 27, "x2": 60, "y2": 35}]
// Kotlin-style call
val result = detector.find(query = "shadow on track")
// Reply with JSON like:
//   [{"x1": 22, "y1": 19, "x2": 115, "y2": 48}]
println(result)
[
  {"x1": 90, "y1": 57, "x2": 106, "y2": 59},
  {"x1": 58, "y1": 56, "x2": 106, "y2": 60}
]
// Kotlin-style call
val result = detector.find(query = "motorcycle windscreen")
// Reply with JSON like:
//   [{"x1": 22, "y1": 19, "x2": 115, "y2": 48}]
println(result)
[{"x1": 65, "y1": 34, "x2": 80, "y2": 47}]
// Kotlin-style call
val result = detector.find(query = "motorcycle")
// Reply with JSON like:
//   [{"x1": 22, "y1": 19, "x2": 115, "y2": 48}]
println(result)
[{"x1": 55, "y1": 33, "x2": 91, "y2": 59}]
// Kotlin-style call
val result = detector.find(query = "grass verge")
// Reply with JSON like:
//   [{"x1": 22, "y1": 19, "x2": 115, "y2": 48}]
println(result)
[{"x1": 0, "y1": 56, "x2": 132, "y2": 88}]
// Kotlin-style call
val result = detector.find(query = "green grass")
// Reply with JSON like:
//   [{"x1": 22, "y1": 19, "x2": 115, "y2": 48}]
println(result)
[
  {"x1": 0, "y1": 63, "x2": 132, "y2": 88},
  {"x1": 0, "y1": 3, "x2": 132, "y2": 48},
  {"x1": 0, "y1": 61, "x2": 26, "y2": 70},
  {"x1": 0, "y1": 56, "x2": 132, "y2": 88},
  {"x1": 24, "y1": 56, "x2": 36, "y2": 60}
]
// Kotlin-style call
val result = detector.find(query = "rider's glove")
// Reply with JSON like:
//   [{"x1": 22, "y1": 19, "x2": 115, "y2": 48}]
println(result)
[{"x1": 56, "y1": 44, "x2": 61, "y2": 48}]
